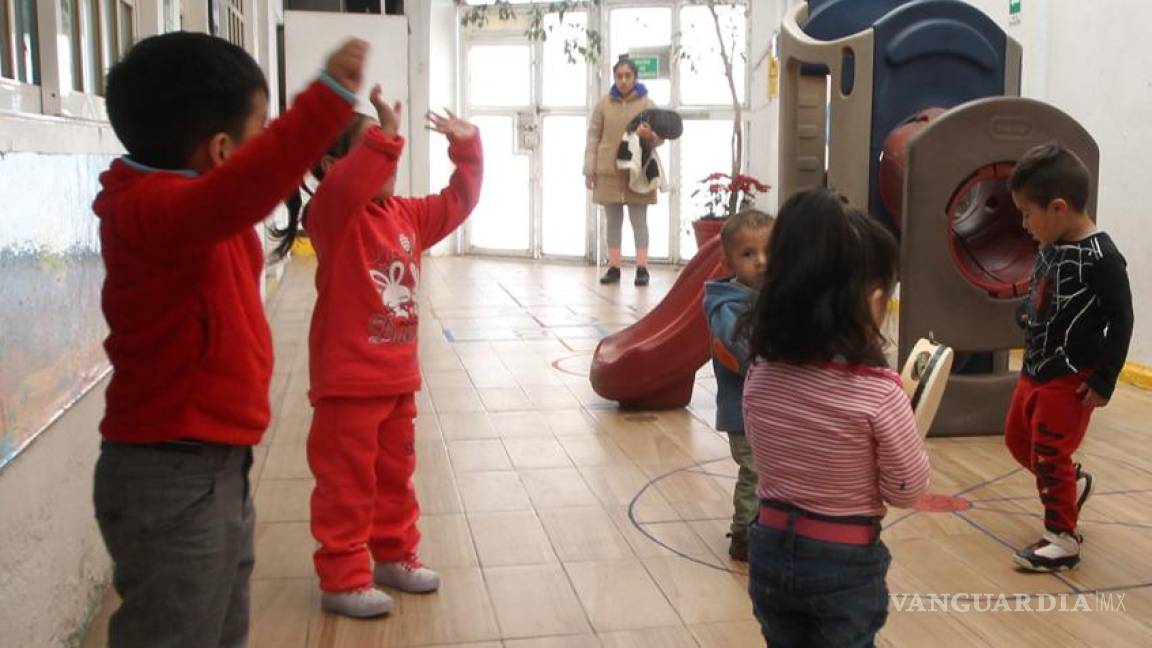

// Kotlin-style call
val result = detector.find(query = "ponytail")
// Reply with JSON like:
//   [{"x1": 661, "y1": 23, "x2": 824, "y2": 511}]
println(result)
[{"x1": 270, "y1": 113, "x2": 373, "y2": 261}]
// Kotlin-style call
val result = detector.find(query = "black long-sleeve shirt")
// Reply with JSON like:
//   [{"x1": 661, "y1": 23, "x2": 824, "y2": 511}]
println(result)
[{"x1": 1022, "y1": 232, "x2": 1134, "y2": 399}]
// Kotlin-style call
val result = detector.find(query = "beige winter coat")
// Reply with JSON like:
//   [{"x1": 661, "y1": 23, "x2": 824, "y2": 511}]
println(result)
[{"x1": 584, "y1": 92, "x2": 658, "y2": 206}]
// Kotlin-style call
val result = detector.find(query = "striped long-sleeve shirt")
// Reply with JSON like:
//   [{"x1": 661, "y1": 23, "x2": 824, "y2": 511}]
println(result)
[{"x1": 742, "y1": 360, "x2": 930, "y2": 517}]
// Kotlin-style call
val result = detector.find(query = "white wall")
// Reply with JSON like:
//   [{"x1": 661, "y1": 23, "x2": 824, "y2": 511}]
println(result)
[{"x1": 0, "y1": 379, "x2": 110, "y2": 648}]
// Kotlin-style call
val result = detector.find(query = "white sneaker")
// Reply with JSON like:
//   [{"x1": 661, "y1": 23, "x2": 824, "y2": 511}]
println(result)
[
  {"x1": 320, "y1": 587, "x2": 395, "y2": 618},
  {"x1": 374, "y1": 553, "x2": 441, "y2": 593},
  {"x1": 1014, "y1": 531, "x2": 1081, "y2": 572}
]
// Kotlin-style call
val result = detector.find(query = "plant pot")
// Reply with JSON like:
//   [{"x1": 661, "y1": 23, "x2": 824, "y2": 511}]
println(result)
[{"x1": 691, "y1": 218, "x2": 725, "y2": 250}]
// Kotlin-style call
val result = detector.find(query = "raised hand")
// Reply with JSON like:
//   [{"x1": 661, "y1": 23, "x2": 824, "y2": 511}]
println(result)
[
  {"x1": 370, "y1": 84, "x2": 402, "y2": 137},
  {"x1": 325, "y1": 39, "x2": 369, "y2": 94},
  {"x1": 425, "y1": 109, "x2": 477, "y2": 139}
]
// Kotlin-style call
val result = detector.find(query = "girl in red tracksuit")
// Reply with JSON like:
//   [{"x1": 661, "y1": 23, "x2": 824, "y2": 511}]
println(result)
[{"x1": 273, "y1": 85, "x2": 482, "y2": 618}]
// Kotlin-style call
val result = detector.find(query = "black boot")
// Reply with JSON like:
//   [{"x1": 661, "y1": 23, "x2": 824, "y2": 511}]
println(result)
[
  {"x1": 634, "y1": 266, "x2": 650, "y2": 287},
  {"x1": 599, "y1": 266, "x2": 621, "y2": 284}
]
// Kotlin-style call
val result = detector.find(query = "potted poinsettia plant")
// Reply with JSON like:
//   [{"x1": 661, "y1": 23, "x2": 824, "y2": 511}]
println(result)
[{"x1": 690, "y1": 172, "x2": 769, "y2": 248}]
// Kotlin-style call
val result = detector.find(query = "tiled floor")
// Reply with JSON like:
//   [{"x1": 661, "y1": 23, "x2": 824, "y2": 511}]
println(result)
[{"x1": 82, "y1": 255, "x2": 1152, "y2": 647}]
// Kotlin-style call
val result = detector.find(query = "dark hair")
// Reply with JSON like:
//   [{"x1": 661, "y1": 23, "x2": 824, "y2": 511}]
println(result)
[
  {"x1": 271, "y1": 114, "x2": 373, "y2": 260},
  {"x1": 613, "y1": 55, "x2": 638, "y2": 77},
  {"x1": 747, "y1": 189, "x2": 899, "y2": 367},
  {"x1": 720, "y1": 208, "x2": 774, "y2": 257},
  {"x1": 1008, "y1": 142, "x2": 1091, "y2": 212},
  {"x1": 105, "y1": 32, "x2": 268, "y2": 170}
]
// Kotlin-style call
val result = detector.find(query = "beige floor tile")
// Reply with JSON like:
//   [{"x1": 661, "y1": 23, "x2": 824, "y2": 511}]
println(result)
[
  {"x1": 491, "y1": 411, "x2": 554, "y2": 438},
  {"x1": 439, "y1": 411, "x2": 500, "y2": 440},
  {"x1": 479, "y1": 387, "x2": 534, "y2": 412},
  {"x1": 469, "y1": 510, "x2": 558, "y2": 566},
  {"x1": 431, "y1": 386, "x2": 486, "y2": 413},
  {"x1": 688, "y1": 620, "x2": 765, "y2": 648},
  {"x1": 250, "y1": 578, "x2": 317, "y2": 648},
  {"x1": 642, "y1": 556, "x2": 754, "y2": 625},
  {"x1": 558, "y1": 435, "x2": 631, "y2": 467},
  {"x1": 599, "y1": 626, "x2": 699, "y2": 648},
  {"x1": 504, "y1": 636, "x2": 601, "y2": 648},
  {"x1": 456, "y1": 471, "x2": 534, "y2": 513},
  {"x1": 262, "y1": 444, "x2": 313, "y2": 480},
  {"x1": 253, "y1": 478, "x2": 313, "y2": 523},
  {"x1": 563, "y1": 560, "x2": 681, "y2": 631},
  {"x1": 374, "y1": 568, "x2": 502, "y2": 646},
  {"x1": 520, "y1": 468, "x2": 600, "y2": 508},
  {"x1": 414, "y1": 462, "x2": 464, "y2": 515},
  {"x1": 449, "y1": 439, "x2": 514, "y2": 472},
  {"x1": 484, "y1": 564, "x2": 592, "y2": 639},
  {"x1": 253, "y1": 522, "x2": 316, "y2": 580},
  {"x1": 417, "y1": 514, "x2": 479, "y2": 569},
  {"x1": 504, "y1": 437, "x2": 574, "y2": 469},
  {"x1": 537, "y1": 507, "x2": 634, "y2": 562}
]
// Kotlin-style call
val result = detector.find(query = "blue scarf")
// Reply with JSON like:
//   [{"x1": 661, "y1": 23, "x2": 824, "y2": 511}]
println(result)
[{"x1": 610, "y1": 82, "x2": 649, "y2": 100}]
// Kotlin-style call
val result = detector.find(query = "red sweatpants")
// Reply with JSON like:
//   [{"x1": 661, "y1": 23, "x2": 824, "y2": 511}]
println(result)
[
  {"x1": 1004, "y1": 372, "x2": 1094, "y2": 535},
  {"x1": 308, "y1": 394, "x2": 421, "y2": 592}
]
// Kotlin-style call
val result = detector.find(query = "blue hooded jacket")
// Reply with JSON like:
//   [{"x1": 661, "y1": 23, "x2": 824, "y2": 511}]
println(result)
[{"x1": 703, "y1": 277, "x2": 755, "y2": 433}]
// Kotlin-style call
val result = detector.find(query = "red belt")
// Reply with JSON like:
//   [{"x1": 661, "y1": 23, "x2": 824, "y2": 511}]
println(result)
[{"x1": 758, "y1": 506, "x2": 877, "y2": 546}]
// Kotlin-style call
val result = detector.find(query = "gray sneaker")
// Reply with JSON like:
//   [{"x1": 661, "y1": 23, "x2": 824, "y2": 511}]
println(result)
[
  {"x1": 374, "y1": 553, "x2": 441, "y2": 593},
  {"x1": 320, "y1": 587, "x2": 395, "y2": 618}
]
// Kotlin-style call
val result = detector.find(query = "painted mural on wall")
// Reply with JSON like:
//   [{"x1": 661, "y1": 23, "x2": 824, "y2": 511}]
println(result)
[{"x1": 0, "y1": 153, "x2": 112, "y2": 469}]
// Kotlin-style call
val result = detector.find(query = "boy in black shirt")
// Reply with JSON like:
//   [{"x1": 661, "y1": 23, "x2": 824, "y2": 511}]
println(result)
[{"x1": 1006, "y1": 143, "x2": 1134, "y2": 572}]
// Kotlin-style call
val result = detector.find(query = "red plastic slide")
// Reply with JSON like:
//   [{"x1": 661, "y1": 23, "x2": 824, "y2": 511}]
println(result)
[{"x1": 589, "y1": 235, "x2": 727, "y2": 409}]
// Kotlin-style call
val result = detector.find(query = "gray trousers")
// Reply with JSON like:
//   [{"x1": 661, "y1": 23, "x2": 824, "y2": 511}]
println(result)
[
  {"x1": 94, "y1": 441, "x2": 255, "y2": 648},
  {"x1": 603, "y1": 203, "x2": 650, "y2": 250}
]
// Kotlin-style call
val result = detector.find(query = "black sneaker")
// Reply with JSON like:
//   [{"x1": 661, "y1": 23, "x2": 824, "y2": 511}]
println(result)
[
  {"x1": 1013, "y1": 531, "x2": 1081, "y2": 572},
  {"x1": 634, "y1": 266, "x2": 650, "y2": 287},
  {"x1": 726, "y1": 531, "x2": 748, "y2": 562},
  {"x1": 599, "y1": 266, "x2": 621, "y2": 284},
  {"x1": 1075, "y1": 463, "x2": 1094, "y2": 512}
]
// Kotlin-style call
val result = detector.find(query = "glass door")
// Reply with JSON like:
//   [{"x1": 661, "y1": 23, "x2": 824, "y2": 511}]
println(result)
[
  {"x1": 463, "y1": 42, "x2": 534, "y2": 255},
  {"x1": 463, "y1": 11, "x2": 594, "y2": 260}
]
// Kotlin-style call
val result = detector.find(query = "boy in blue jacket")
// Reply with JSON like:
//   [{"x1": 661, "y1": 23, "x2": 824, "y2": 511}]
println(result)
[{"x1": 704, "y1": 208, "x2": 774, "y2": 561}]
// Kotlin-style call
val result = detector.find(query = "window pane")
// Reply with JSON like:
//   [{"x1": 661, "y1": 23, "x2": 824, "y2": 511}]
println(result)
[
  {"x1": 1, "y1": 0, "x2": 12, "y2": 78},
  {"x1": 59, "y1": 0, "x2": 78, "y2": 90},
  {"x1": 541, "y1": 115, "x2": 587, "y2": 257},
  {"x1": 163, "y1": 0, "x2": 180, "y2": 32},
  {"x1": 468, "y1": 44, "x2": 530, "y2": 107},
  {"x1": 609, "y1": 7, "x2": 671, "y2": 106},
  {"x1": 118, "y1": 1, "x2": 133, "y2": 56},
  {"x1": 468, "y1": 115, "x2": 530, "y2": 252},
  {"x1": 15, "y1": 0, "x2": 39, "y2": 83},
  {"x1": 679, "y1": 4, "x2": 746, "y2": 106},
  {"x1": 81, "y1": 0, "x2": 99, "y2": 93},
  {"x1": 679, "y1": 119, "x2": 742, "y2": 259},
  {"x1": 541, "y1": 11, "x2": 587, "y2": 108},
  {"x1": 100, "y1": 0, "x2": 117, "y2": 79}
]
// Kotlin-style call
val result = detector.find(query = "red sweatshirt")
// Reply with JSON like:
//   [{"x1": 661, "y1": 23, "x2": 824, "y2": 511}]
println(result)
[
  {"x1": 93, "y1": 78, "x2": 356, "y2": 445},
  {"x1": 305, "y1": 126, "x2": 483, "y2": 402}
]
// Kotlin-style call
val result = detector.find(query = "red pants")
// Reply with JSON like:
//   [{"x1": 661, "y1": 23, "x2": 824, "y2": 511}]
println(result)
[
  {"x1": 308, "y1": 394, "x2": 420, "y2": 592},
  {"x1": 1004, "y1": 372, "x2": 1093, "y2": 535}
]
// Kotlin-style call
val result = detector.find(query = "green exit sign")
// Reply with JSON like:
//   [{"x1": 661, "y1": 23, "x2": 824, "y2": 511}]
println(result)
[
  {"x1": 1009, "y1": 0, "x2": 1021, "y2": 15},
  {"x1": 633, "y1": 56, "x2": 660, "y2": 80}
]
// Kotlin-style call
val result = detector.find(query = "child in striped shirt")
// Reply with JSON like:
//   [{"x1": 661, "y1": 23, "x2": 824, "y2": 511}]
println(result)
[{"x1": 741, "y1": 189, "x2": 930, "y2": 647}]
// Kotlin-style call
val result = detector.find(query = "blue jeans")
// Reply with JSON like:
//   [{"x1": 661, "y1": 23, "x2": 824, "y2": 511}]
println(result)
[{"x1": 747, "y1": 519, "x2": 891, "y2": 648}]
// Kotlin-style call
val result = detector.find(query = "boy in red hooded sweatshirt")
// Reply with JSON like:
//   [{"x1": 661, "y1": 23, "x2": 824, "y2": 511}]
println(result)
[
  {"x1": 91, "y1": 32, "x2": 366, "y2": 647},
  {"x1": 272, "y1": 87, "x2": 482, "y2": 617}
]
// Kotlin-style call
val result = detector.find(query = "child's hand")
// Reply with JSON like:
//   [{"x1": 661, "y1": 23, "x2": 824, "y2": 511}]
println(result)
[
  {"x1": 635, "y1": 122, "x2": 656, "y2": 142},
  {"x1": 325, "y1": 39, "x2": 369, "y2": 94},
  {"x1": 585, "y1": 174, "x2": 597, "y2": 190},
  {"x1": 1076, "y1": 383, "x2": 1109, "y2": 407},
  {"x1": 425, "y1": 109, "x2": 477, "y2": 139},
  {"x1": 370, "y1": 85, "x2": 402, "y2": 137}
]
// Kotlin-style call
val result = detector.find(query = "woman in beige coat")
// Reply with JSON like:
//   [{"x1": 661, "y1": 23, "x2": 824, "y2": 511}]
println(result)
[{"x1": 584, "y1": 56, "x2": 663, "y2": 286}]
